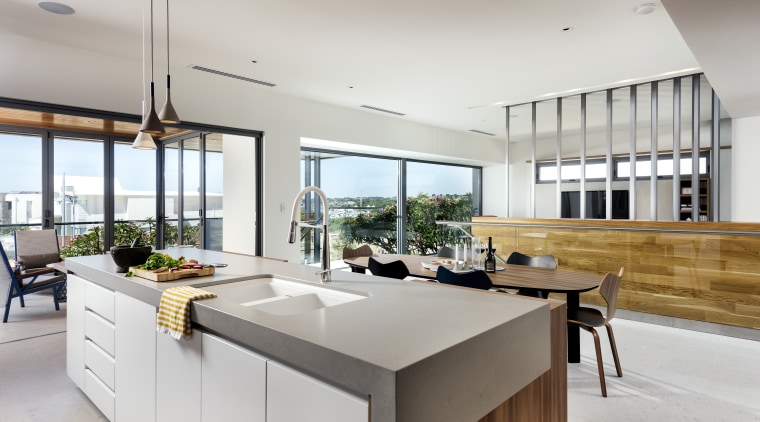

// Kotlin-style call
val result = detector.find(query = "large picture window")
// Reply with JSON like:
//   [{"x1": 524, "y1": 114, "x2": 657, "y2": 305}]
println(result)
[
  {"x1": 299, "y1": 149, "x2": 481, "y2": 264},
  {"x1": 0, "y1": 111, "x2": 261, "y2": 259}
]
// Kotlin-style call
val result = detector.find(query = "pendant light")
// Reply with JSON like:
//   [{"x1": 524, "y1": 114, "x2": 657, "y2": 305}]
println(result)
[
  {"x1": 158, "y1": 0, "x2": 180, "y2": 123},
  {"x1": 139, "y1": 0, "x2": 165, "y2": 135},
  {"x1": 133, "y1": 0, "x2": 157, "y2": 149}
]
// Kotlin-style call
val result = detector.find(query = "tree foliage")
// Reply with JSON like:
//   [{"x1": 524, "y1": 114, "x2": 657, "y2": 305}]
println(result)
[
  {"x1": 59, "y1": 219, "x2": 200, "y2": 258},
  {"x1": 333, "y1": 193, "x2": 472, "y2": 256}
]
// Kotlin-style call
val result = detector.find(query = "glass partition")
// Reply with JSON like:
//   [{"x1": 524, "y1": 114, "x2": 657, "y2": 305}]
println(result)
[
  {"x1": 54, "y1": 136, "x2": 104, "y2": 252},
  {"x1": 113, "y1": 141, "x2": 157, "y2": 247},
  {"x1": 0, "y1": 132, "x2": 43, "y2": 257},
  {"x1": 181, "y1": 137, "x2": 201, "y2": 247},
  {"x1": 204, "y1": 134, "x2": 224, "y2": 251}
]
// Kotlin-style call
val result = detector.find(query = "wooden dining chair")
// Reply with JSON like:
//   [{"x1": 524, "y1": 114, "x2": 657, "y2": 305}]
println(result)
[
  {"x1": 567, "y1": 267, "x2": 624, "y2": 397},
  {"x1": 506, "y1": 251, "x2": 556, "y2": 298},
  {"x1": 367, "y1": 257, "x2": 410, "y2": 279},
  {"x1": 436, "y1": 266, "x2": 493, "y2": 290},
  {"x1": 342, "y1": 245, "x2": 373, "y2": 273}
]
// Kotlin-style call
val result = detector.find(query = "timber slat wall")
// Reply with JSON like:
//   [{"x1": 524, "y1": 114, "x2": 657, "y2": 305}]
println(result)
[{"x1": 471, "y1": 217, "x2": 760, "y2": 330}]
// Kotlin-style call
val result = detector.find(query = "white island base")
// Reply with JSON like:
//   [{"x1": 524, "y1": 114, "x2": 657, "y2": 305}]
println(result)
[{"x1": 65, "y1": 250, "x2": 565, "y2": 422}]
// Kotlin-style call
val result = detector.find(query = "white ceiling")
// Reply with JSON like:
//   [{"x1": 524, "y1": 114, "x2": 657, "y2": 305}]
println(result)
[{"x1": 0, "y1": 0, "x2": 756, "y2": 140}]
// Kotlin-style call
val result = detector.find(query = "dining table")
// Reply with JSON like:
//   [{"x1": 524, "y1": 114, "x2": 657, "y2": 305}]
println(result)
[{"x1": 343, "y1": 253, "x2": 602, "y2": 363}]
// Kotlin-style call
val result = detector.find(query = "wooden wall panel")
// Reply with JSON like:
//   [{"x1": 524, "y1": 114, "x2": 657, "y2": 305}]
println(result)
[
  {"x1": 479, "y1": 300, "x2": 567, "y2": 422},
  {"x1": 471, "y1": 217, "x2": 760, "y2": 330}
]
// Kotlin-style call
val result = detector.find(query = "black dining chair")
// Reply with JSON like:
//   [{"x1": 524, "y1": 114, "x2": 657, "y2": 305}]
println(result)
[
  {"x1": 367, "y1": 257, "x2": 410, "y2": 279},
  {"x1": 506, "y1": 251, "x2": 556, "y2": 298},
  {"x1": 436, "y1": 266, "x2": 493, "y2": 290}
]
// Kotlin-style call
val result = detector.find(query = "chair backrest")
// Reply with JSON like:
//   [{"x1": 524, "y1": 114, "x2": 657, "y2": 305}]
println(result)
[
  {"x1": 368, "y1": 257, "x2": 410, "y2": 279},
  {"x1": 599, "y1": 267, "x2": 624, "y2": 321},
  {"x1": 0, "y1": 245, "x2": 17, "y2": 280},
  {"x1": 436, "y1": 246, "x2": 456, "y2": 258},
  {"x1": 532, "y1": 254, "x2": 557, "y2": 269},
  {"x1": 14, "y1": 229, "x2": 61, "y2": 269},
  {"x1": 342, "y1": 244, "x2": 373, "y2": 260},
  {"x1": 436, "y1": 266, "x2": 493, "y2": 290},
  {"x1": 506, "y1": 251, "x2": 531, "y2": 266},
  {"x1": 506, "y1": 251, "x2": 557, "y2": 269}
]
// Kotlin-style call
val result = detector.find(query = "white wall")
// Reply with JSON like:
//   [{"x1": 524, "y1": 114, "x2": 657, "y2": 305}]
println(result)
[
  {"x1": 0, "y1": 33, "x2": 507, "y2": 262},
  {"x1": 222, "y1": 134, "x2": 257, "y2": 255},
  {"x1": 731, "y1": 116, "x2": 760, "y2": 222}
]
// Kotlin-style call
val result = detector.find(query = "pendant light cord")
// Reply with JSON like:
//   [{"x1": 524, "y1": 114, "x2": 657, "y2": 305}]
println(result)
[
  {"x1": 166, "y1": 0, "x2": 170, "y2": 72},
  {"x1": 150, "y1": 0, "x2": 155, "y2": 83},
  {"x1": 141, "y1": 0, "x2": 147, "y2": 113}
]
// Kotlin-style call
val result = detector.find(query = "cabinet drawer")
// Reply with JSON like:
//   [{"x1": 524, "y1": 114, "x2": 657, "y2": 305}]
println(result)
[
  {"x1": 85, "y1": 310, "x2": 115, "y2": 356},
  {"x1": 85, "y1": 368, "x2": 115, "y2": 422},
  {"x1": 85, "y1": 340, "x2": 115, "y2": 391},
  {"x1": 85, "y1": 282, "x2": 115, "y2": 323},
  {"x1": 267, "y1": 361, "x2": 369, "y2": 422}
]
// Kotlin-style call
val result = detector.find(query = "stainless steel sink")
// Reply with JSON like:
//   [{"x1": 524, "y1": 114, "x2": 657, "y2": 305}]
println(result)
[{"x1": 201, "y1": 276, "x2": 369, "y2": 316}]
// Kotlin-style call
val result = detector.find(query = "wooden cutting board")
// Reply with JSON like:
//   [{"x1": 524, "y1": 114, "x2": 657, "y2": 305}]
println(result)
[{"x1": 130, "y1": 266, "x2": 215, "y2": 282}]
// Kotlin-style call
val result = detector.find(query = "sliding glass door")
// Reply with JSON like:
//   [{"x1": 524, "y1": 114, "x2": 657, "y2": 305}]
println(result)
[
  {"x1": 161, "y1": 132, "x2": 236, "y2": 251},
  {"x1": 53, "y1": 136, "x2": 105, "y2": 249},
  {"x1": 0, "y1": 131, "x2": 43, "y2": 257}
]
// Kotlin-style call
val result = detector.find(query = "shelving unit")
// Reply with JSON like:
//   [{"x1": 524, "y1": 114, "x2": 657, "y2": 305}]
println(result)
[{"x1": 679, "y1": 178, "x2": 710, "y2": 221}]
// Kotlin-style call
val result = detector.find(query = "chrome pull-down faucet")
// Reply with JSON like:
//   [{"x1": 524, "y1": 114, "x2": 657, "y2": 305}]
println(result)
[{"x1": 288, "y1": 186, "x2": 332, "y2": 283}]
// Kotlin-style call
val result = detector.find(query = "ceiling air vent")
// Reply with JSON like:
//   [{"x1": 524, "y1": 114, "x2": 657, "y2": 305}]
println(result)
[
  {"x1": 470, "y1": 129, "x2": 495, "y2": 136},
  {"x1": 190, "y1": 65, "x2": 276, "y2": 87},
  {"x1": 360, "y1": 105, "x2": 406, "y2": 116}
]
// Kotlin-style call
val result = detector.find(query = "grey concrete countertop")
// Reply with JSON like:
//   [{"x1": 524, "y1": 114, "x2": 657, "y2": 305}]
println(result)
[{"x1": 65, "y1": 248, "x2": 551, "y2": 422}]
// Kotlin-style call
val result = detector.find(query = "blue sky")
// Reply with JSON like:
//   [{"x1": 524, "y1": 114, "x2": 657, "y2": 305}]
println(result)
[
  {"x1": 314, "y1": 155, "x2": 474, "y2": 198},
  {"x1": 1, "y1": 134, "x2": 223, "y2": 193}
]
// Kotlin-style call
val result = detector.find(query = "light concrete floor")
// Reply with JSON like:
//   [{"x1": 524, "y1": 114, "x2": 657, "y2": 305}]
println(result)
[{"x1": 2, "y1": 294, "x2": 760, "y2": 421}]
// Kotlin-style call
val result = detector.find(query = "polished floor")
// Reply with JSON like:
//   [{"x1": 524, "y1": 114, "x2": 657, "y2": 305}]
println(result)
[{"x1": 1, "y1": 294, "x2": 759, "y2": 421}]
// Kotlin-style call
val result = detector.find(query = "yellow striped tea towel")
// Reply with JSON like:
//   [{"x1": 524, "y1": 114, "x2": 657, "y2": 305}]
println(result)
[{"x1": 156, "y1": 286, "x2": 217, "y2": 340}]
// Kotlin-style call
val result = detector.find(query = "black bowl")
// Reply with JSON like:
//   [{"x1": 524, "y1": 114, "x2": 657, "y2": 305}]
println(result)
[{"x1": 110, "y1": 245, "x2": 153, "y2": 273}]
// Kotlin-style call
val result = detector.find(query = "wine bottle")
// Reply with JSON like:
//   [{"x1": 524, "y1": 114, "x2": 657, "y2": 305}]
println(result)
[{"x1": 484, "y1": 236, "x2": 496, "y2": 273}]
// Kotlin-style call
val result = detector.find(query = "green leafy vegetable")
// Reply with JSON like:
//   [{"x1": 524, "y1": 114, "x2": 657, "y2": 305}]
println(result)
[{"x1": 135, "y1": 253, "x2": 185, "y2": 270}]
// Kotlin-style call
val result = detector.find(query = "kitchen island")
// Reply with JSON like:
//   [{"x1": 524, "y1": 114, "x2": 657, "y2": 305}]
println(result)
[{"x1": 65, "y1": 249, "x2": 553, "y2": 422}]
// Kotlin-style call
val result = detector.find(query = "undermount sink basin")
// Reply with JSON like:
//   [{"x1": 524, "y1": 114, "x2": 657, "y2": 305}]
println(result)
[{"x1": 201, "y1": 276, "x2": 369, "y2": 316}]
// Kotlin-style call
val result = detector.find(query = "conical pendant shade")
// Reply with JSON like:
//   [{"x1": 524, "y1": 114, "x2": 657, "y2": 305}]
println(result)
[
  {"x1": 132, "y1": 131, "x2": 157, "y2": 150},
  {"x1": 139, "y1": 82, "x2": 165, "y2": 134},
  {"x1": 159, "y1": 74, "x2": 180, "y2": 123}
]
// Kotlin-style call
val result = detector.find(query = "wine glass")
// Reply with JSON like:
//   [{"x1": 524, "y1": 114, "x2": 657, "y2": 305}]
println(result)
[{"x1": 472, "y1": 236, "x2": 483, "y2": 269}]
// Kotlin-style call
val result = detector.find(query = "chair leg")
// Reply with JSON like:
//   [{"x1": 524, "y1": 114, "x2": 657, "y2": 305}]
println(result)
[
  {"x1": 3, "y1": 290, "x2": 12, "y2": 323},
  {"x1": 53, "y1": 285, "x2": 61, "y2": 311},
  {"x1": 605, "y1": 322, "x2": 623, "y2": 377},
  {"x1": 19, "y1": 294, "x2": 25, "y2": 308},
  {"x1": 590, "y1": 328, "x2": 607, "y2": 397}
]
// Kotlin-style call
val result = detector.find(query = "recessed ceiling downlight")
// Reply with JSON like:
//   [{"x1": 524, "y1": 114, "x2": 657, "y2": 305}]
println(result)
[
  {"x1": 38, "y1": 1, "x2": 75, "y2": 15},
  {"x1": 634, "y1": 3, "x2": 657, "y2": 15}
]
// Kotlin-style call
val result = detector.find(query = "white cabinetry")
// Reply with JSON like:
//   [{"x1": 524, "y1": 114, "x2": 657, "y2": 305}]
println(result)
[
  {"x1": 201, "y1": 333, "x2": 267, "y2": 421},
  {"x1": 156, "y1": 327, "x2": 202, "y2": 422},
  {"x1": 155, "y1": 331, "x2": 267, "y2": 422},
  {"x1": 82, "y1": 279, "x2": 116, "y2": 420},
  {"x1": 115, "y1": 292, "x2": 157, "y2": 422},
  {"x1": 68, "y1": 277, "x2": 369, "y2": 422},
  {"x1": 267, "y1": 360, "x2": 369, "y2": 422},
  {"x1": 67, "y1": 278, "x2": 158, "y2": 422},
  {"x1": 66, "y1": 274, "x2": 85, "y2": 390}
]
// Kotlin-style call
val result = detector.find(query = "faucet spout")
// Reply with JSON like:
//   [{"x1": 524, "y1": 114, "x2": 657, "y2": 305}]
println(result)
[{"x1": 288, "y1": 186, "x2": 332, "y2": 283}]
